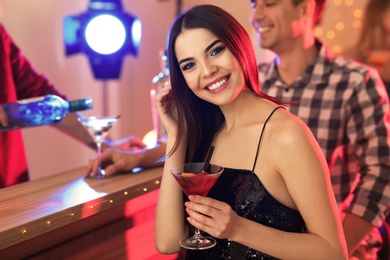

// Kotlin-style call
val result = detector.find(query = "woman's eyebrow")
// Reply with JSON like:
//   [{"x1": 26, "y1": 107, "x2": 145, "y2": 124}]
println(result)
[
  {"x1": 205, "y1": 39, "x2": 221, "y2": 53},
  {"x1": 178, "y1": 39, "x2": 221, "y2": 65}
]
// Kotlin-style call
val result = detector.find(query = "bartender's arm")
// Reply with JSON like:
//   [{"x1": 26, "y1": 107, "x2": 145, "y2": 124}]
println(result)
[
  {"x1": 53, "y1": 112, "x2": 97, "y2": 150},
  {"x1": 54, "y1": 112, "x2": 145, "y2": 151}
]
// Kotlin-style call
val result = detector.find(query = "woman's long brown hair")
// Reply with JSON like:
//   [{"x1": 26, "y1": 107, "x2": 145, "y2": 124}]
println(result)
[{"x1": 166, "y1": 4, "x2": 282, "y2": 162}]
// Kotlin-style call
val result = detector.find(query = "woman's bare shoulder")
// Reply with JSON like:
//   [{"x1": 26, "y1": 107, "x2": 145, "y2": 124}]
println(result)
[{"x1": 267, "y1": 108, "x2": 314, "y2": 148}]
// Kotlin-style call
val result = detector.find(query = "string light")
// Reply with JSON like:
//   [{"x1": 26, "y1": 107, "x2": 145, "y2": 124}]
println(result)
[{"x1": 10, "y1": 178, "x2": 162, "y2": 244}]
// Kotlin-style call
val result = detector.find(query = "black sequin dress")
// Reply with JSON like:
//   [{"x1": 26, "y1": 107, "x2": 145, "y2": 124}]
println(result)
[{"x1": 185, "y1": 107, "x2": 307, "y2": 260}]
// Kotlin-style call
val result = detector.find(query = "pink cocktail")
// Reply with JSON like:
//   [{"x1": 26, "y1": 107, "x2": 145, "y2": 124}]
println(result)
[
  {"x1": 172, "y1": 171, "x2": 220, "y2": 197},
  {"x1": 170, "y1": 162, "x2": 223, "y2": 250}
]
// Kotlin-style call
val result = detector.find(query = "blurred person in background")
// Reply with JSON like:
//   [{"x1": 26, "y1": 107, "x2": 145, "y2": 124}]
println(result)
[
  {"x1": 250, "y1": 0, "x2": 390, "y2": 259},
  {"x1": 344, "y1": 0, "x2": 390, "y2": 96}
]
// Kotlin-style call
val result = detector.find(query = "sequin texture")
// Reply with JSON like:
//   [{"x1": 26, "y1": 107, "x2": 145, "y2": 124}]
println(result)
[{"x1": 185, "y1": 168, "x2": 306, "y2": 260}]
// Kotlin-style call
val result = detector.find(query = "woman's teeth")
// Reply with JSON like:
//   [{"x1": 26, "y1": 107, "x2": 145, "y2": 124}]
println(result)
[{"x1": 208, "y1": 78, "x2": 227, "y2": 90}]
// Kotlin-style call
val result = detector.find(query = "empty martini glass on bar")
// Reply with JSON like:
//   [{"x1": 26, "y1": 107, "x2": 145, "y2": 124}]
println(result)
[
  {"x1": 170, "y1": 162, "x2": 223, "y2": 250},
  {"x1": 78, "y1": 115, "x2": 120, "y2": 179}
]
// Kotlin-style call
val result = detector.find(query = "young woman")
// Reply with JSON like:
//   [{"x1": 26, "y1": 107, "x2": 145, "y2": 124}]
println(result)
[{"x1": 154, "y1": 4, "x2": 347, "y2": 259}]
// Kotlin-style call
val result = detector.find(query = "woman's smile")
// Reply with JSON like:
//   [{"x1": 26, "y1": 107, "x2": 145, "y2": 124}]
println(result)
[{"x1": 204, "y1": 75, "x2": 230, "y2": 93}]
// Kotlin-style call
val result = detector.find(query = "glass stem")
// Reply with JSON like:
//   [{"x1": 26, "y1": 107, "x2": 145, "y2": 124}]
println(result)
[
  {"x1": 96, "y1": 141, "x2": 102, "y2": 174},
  {"x1": 193, "y1": 228, "x2": 202, "y2": 239}
]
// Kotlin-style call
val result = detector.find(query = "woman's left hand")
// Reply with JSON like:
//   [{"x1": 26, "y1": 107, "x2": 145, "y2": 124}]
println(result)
[{"x1": 185, "y1": 195, "x2": 240, "y2": 239}]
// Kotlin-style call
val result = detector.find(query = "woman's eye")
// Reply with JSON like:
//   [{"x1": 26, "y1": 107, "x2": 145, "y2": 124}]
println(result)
[
  {"x1": 181, "y1": 62, "x2": 195, "y2": 71},
  {"x1": 210, "y1": 46, "x2": 226, "y2": 57}
]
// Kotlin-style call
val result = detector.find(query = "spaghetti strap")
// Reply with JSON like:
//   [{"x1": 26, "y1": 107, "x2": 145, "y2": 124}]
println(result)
[{"x1": 252, "y1": 106, "x2": 285, "y2": 172}]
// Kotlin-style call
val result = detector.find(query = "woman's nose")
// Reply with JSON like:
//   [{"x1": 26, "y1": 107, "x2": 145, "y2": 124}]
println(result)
[{"x1": 200, "y1": 62, "x2": 217, "y2": 78}]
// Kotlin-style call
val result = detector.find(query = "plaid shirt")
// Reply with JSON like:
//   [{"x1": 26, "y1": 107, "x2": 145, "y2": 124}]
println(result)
[{"x1": 259, "y1": 40, "x2": 390, "y2": 227}]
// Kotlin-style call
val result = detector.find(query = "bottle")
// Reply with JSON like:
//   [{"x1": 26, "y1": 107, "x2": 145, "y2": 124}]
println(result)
[
  {"x1": 0, "y1": 94, "x2": 93, "y2": 131},
  {"x1": 150, "y1": 50, "x2": 168, "y2": 140}
]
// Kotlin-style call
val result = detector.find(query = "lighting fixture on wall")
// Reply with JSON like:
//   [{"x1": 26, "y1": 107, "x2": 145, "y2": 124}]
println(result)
[{"x1": 63, "y1": 0, "x2": 141, "y2": 80}]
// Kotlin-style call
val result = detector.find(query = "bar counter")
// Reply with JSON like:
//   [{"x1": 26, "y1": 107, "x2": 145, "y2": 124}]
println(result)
[{"x1": 0, "y1": 166, "x2": 173, "y2": 259}]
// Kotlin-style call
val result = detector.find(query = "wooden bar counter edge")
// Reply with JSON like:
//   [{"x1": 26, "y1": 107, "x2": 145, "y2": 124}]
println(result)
[{"x1": 0, "y1": 166, "x2": 164, "y2": 259}]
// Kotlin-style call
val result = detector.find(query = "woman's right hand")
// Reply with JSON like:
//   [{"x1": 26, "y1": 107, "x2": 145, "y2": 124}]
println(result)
[
  {"x1": 156, "y1": 81, "x2": 178, "y2": 135},
  {"x1": 0, "y1": 106, "x2": 8, "y2": 127}
]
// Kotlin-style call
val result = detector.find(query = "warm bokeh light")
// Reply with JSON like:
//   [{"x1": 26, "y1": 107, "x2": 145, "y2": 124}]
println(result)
[
  {"x1": 333, "y1": 0, "x2": 343, "y2": 6},
  {"x1": 345, "y1": 0, "x2": 354, "y2": 7},
  {"x1": 333, "y1": 45, "x2": 343, "y2": 54},
  {"x1": 336, "y1": 22, "x2": 345, "y2": 31},
  {"x1": 353, "y1": 20, "x2": 362, "y2": 29},
  {"x1": 314, "y1": 27, "x2": 323, "y2": 37},
  {"x1": 142, "y1": 130, "x2": 157, "y2": 148},
  {"x1": 353, "y1": 9, "x2": 363, "y2": 18},
  {"x1": 318, "y1": 0, "x2": 366, "y2": 52},
  {"x1": 327, "y1": 30, "x2": 336, "y2": 40}
]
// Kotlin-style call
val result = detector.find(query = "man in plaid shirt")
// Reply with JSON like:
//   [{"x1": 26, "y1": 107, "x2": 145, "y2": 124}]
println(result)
[{"x1": 250, "y1": 0, "x2": 390, "y2": 259}]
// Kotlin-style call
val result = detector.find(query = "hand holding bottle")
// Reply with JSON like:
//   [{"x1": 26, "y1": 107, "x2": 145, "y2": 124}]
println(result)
[
  {"x1": 0, "y1": 106, "x2": 8, "y2": 127},
  {"x1": 0, "y1": 95, "x2": 92, "y2": 132}
]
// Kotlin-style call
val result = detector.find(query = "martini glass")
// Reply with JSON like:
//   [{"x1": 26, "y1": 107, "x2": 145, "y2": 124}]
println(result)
[
  {"x1": 78, "y1": 115, "x2": 119, "y2": 179},
  {"x1": 170, "y1": 162, "x2": 223, "y2": 250}
]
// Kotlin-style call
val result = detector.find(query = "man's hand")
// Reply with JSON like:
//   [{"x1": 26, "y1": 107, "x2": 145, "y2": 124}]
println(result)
[
  {"x1": 103, "y1": 135, "x2": 147, "y2": 151},
  {"x1": 85, "y1": 142, "x2": 166, "y2": 178},
  {"x1": 86, "y1": 148, "x2": 141, "y2": 177}
]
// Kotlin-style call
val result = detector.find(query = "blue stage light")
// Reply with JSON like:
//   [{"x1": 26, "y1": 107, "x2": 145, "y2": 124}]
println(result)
[{"x1": 63, "y1": 0, "x2": 141, "y2": 79}]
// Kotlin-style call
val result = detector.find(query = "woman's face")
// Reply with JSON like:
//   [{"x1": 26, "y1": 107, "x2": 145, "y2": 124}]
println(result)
[{"x1": 174, "y1": 28, "x2": 245, "y2": 106}]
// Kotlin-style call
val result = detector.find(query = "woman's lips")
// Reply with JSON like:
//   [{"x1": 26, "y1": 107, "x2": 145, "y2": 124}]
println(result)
[{"x1": 206, "y1": 77, "x2": 228, "y2": 91}]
